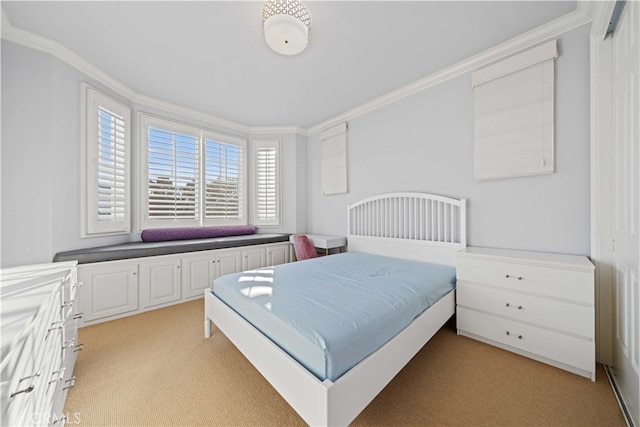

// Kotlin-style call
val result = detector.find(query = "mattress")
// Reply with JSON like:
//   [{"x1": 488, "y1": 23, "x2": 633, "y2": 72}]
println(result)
[{"x1": 213, "y1": 252, "x2": 456, "y2": 381}]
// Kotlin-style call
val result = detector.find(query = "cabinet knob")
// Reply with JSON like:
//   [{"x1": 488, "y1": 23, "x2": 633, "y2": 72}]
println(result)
[{"x1": 505, "y1": 331, "x2": 523, "y2": 340}]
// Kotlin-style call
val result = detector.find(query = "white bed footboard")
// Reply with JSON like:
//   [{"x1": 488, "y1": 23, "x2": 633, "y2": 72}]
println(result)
[
  {"x1": 348, "y1": 192, "x2": 467, "y2": 266},
  {"x1": 205, "y1": 289, "x2": 455, "y2": 426}
]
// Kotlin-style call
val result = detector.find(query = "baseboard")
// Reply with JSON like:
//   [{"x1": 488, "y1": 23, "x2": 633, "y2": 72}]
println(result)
[{"x1": 604, "y1": 364, "x2": 637, "y2": 427}]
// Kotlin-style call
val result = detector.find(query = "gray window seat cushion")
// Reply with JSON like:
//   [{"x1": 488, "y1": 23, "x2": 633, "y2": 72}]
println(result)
[{"x1": 53, "y1": 233, "x2": 291, "y2": 264}]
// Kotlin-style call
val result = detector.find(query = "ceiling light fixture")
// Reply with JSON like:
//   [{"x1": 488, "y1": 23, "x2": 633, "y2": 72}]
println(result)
[{"x1": 262, "y1": 0, "x2": 311, "y2": 56}]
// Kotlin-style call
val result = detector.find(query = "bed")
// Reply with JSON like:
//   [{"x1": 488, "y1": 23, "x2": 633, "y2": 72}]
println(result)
[{"x1": 204, "y1": 192, "x2": 467, "y2": 426}]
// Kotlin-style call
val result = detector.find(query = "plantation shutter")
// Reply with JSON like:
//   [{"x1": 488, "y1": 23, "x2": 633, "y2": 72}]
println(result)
[
  {"x1": 254, "y1": 140, "x2": 280, "y2": 226},
  {"x1": 85, "y1": 86, "x2": 130, "y2": 235},
  {"x1": 472, "y1": 40, "x2": 557, "y2": 180},
  {"x1": 146, "y1": 124, "x2": 200, "y2": 224},
  {"x1": 203, "y1": 133, "x2": 246, "y2": 224}
]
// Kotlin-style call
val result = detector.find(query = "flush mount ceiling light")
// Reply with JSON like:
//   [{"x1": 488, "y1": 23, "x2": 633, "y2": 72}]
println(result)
[{"x1": 262, "y1": 0, "x2": 311, "y2": 56}]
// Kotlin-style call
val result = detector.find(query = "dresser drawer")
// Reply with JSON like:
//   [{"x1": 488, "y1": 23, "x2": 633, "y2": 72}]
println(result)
[
  {"x1": 457, "y1": 282, "x2": 594, "y2": 338},
  {"x1": 457, "y1": 257, "x2": 593, "y2": 304},
  {"x1": 457, "y1": 307, "x2": 595, "y2": 374}
]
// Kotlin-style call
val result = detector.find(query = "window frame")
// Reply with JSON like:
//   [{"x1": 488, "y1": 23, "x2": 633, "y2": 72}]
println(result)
[
  {"x1": 137, "y1": 113, "x2": 248, "y2": 230},
  {"x1": 82, "y1": 84, "x2": 131, "y2": 236},
  {"x1": 253, "y1": 139, "x2": 282, "y2": 227}
]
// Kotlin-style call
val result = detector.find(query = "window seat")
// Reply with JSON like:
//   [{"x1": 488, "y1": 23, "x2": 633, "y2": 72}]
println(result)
[{"x1": 53, "y1": 233, "x2": 291, "y2": 264}]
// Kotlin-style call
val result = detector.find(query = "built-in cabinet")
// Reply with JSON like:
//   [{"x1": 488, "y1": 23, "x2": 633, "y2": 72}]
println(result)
[
  {"x1": 79, "y1": 261, "x2": 139, "y2": 321},
  {"x1": 1, "y1": 261, "x2": 81, "y2": 426},
  {"x1": 78, "y1": 242, "x2": 290, "y2": 326},
  {"x1": 139, "y1": 256, "x2": 182, "y2": 309}
]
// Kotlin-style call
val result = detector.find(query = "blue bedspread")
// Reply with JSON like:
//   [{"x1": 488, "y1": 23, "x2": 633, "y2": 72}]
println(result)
[{"x1": 213, "y1": 252, "x2": 455, "y2": 381}]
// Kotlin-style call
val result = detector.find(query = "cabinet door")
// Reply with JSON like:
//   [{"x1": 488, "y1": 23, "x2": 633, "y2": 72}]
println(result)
[
  {"x1": 242, "y1": 247, "x2": 265, "y2": 270},
  {"x1": 181, "y1": 254, "x2": 216, "y2": 299},
  {"x1": 266, "y1": 243, "x2": 290, "y2": 266},
  {"x1": 216, "y1": 249, "x2": 242, "y2": 278},
  {"x1": 78, "y1": 263, "x2": 138, "y2": 322},
  {"x1": 139, "y1": 257, "x2": 181, "y2": 308}
]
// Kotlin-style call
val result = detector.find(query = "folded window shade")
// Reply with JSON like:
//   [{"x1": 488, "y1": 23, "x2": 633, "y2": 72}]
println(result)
[
  {"x1": 320, "y1": 123, "x2": 348, "y2": 195},
  {"x1": 473, "y1": 40, "x2": 557, "y2": 180}
]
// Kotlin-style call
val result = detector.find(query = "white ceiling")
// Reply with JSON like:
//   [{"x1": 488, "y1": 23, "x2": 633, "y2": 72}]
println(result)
[{"x1": 2, "y1": 1, "x2": 577, "y2": 129}]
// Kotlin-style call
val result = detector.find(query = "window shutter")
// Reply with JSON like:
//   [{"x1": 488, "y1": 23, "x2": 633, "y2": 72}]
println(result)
[
  {"x1": 147, "y1": 125, "x2": 200, "y2": 223},
  {"x1": 204, "y1": 134, "x2": 246, "y2": 223},
  {"x1": 138, "y1": 114, "x2": 248, "y2": 230},
  {"x1": 85, "y1": 86, "x2": 130, "y2": 235},
  {"x1": 472, "y1": 40, "x2": 557, "y2": 180},
  {"x1": 254, "y1": 140, "x2": 280, "y2": 226}
]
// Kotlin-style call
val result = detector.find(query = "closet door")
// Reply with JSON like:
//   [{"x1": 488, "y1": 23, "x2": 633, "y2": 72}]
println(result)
[{"x1": 611, "y1": 2, "x2": 640, "y2": 425}]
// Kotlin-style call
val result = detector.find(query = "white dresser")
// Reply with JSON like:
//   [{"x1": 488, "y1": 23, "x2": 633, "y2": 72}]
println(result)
[
  {"x1": 1, "y1": 261, "x2": 82, "y2": 426},
  {"x1": 456, "y1": 247, "x2": 595, "y2": 380}
]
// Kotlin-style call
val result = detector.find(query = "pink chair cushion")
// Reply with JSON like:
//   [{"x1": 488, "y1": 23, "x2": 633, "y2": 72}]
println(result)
[{"x1": 292, "y1": 234, "x2": 319, "y2": 261}]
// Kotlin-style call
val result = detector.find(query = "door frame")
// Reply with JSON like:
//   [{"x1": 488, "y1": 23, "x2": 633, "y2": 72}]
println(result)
[{"x1": 590, "y1": 0, "x2": 616, "y2": 367}]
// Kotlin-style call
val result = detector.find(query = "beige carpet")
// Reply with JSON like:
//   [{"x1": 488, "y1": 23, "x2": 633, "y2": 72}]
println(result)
[{"x1": 65, "y1": 299, "x2": 625, "y2": 426}]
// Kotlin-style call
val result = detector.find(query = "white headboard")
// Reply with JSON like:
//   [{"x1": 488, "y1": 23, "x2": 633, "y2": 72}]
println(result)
[{"x1": 347, "y1": 192, "x2": 467, "y2": 266}]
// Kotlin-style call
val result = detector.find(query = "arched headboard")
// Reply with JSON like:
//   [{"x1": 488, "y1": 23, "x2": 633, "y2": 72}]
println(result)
[{"x1": 347, "y1": 192, "x2": 467, "y2": 266}]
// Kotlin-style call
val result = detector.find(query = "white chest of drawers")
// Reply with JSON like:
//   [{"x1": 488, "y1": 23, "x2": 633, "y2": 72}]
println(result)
[
  {"x1": 1, "y1": 261, "x2": 82, "y2": 426},
  {"x1": 456, "y1": 247, "x2": 596, "y2": 381}
]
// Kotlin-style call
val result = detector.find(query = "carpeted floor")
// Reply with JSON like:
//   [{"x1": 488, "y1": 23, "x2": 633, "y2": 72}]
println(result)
[{"x1": 64, "y1": 299, "x2": 626, "y2": 426}]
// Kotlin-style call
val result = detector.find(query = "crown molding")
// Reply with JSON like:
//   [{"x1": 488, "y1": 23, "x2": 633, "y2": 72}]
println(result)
[
  {"x1": 306, "y1": 7, "x2": 593, "y2": 136},
  {"x1": 249, "y1": 126, "x2": 307, "y2": 136},
  {"x1": 1, "y1": 8, "x2": 253, "y2": 135},
  {"x1": 589, "y1": 1, "x2": 616, "y2": 40},
  {"x1": 3, "y1": 6, "x2": 592, "y2": 139}
]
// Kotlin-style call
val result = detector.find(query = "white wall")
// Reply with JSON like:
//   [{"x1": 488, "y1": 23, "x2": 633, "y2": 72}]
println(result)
[
  {"x1": 307, "y1": 25, "x2": 592, "y2": 256},
  {"x1": 1, "y1": 42, "x2": 56, "y2": 266},
  {"x1": 1, "y1": 40, "x2": 307, "y2": 268}
]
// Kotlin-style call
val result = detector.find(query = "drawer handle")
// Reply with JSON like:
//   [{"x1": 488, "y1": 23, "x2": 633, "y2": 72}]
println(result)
[
  {"x1": 11, "y1": 371, "x2": 40, "y2": 398},
  {"x1": 505, "y1": 274, "x2": 523, "y2": 280},
  {"x1": 505, "y1": 303, "x2": 523, "y2": 310},
  {"x1": 63, "y1": 376, "x2": 76, "y2": 390},
  {"x1": 49, "y1": 368, "x2": 66, "y2": 384},
  {"x1": 10, "y1": 385, "x2": 34, "y2": 398},
  {"x1": 73, "y1": 312, "x2": 84, "y2": 320},
  {"x1": 505, "y1": 331, "x2": 523, "y2": 340},
  {"x1": 46, "y1": 320, "x2": 66, "y2": 339}
]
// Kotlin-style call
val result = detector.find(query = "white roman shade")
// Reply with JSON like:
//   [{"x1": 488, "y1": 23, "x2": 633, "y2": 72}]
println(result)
[
  {"x1": 320, "y1": 122, "x2": 348, "y2": 195},
  {"x1": 84, "y1": 86, "x2": 131, "y2": 235},
  {"x1": 472, "y1": 40, "x2": 557, "y2": 180},
  {"x1": 254, "y1": 139, "x2": 281, "y2": 226}
]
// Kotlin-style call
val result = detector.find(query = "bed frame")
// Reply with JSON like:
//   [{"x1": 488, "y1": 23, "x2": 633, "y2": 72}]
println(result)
[{"x1": 204, "y1": 192, "x2": 467, "y2": 426}]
